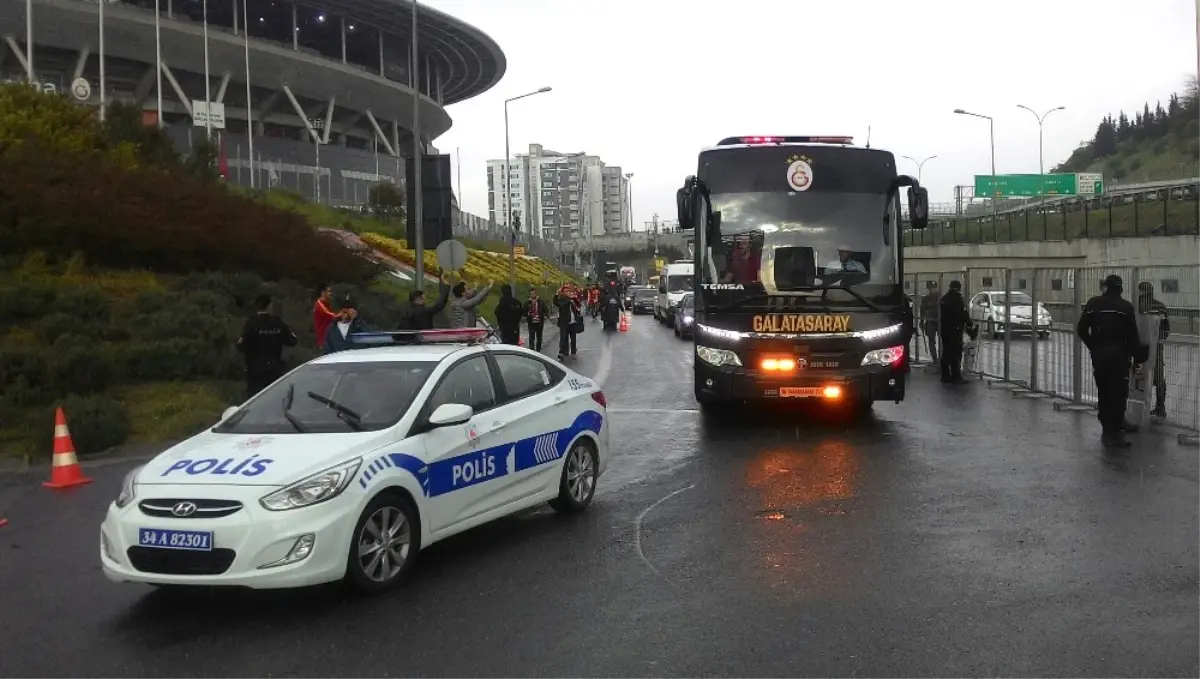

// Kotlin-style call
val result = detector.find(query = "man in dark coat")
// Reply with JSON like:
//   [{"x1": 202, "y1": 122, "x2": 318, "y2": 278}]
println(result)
[
  {"x1": 938, "y1": 281, "x2": 970, "y2": 384},
  {"x1": 919, "y1": 281, "x2": 940, "y2": 363},
  {"x1": 493, "y1": 284, "x2": 525, "y2": 345},
  {"x1": 237, "y1": 294, "x2": 298, "y2": 399},
  {"x1": 1077, "y1": 274, "x2": 1148, "y2": 447},
  {"x1": 397, "y1": 274, "x2": 450, "y2": 330},
  {"x1": 524, "y1": 289, "x2": 550, "y2": 352}
]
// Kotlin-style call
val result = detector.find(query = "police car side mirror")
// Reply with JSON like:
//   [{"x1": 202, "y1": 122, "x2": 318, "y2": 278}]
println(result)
[
  {"x1": 429, "y1": 403, "x2": 474, "y2": 428},
  {"x1": 221, "y1": 406, "x2": 239, "y2": 421}
]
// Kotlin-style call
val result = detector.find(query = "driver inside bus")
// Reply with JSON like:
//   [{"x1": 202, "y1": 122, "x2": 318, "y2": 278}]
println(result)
[
  {"x1": 823, "y1": 245, "x2": 867, "y2": 274},
  {"x1": 720, "y1": 240, "x2": 760, "y2": 284}
]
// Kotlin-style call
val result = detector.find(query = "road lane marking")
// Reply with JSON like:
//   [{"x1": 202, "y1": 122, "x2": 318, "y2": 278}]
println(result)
[
  {"x1": 633, "y1": 484, "x2": 696, "y2": 586},
  {"x1": 606, "y1": 408, "x2": 699, "y2": 414},
  {"x1": 593, "y1": 334, "x2": 613, "y2": 387}
]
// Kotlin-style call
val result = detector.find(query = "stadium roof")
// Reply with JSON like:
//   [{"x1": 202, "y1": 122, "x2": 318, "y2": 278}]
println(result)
[{"x1": 351, "y1": 0, "x2": 506, "y2": 104}]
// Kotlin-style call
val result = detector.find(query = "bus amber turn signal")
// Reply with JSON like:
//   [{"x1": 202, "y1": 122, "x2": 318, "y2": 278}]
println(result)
[{"x1": 760, "y1": 357, "x2": 797, "y2": 372}]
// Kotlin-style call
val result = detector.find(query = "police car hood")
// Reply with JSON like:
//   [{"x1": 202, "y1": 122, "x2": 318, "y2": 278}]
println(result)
[{"x1": 138, "y1": 431, "x2": 395, "y2": 487}]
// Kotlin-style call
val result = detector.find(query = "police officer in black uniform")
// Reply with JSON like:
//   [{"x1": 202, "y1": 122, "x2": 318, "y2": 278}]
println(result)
[
  {"x1": 1076, "y1": 274, "x2": 1148, "y2": 448},
  {"x1": 938, "y1": 281, "x2": 970, "y2": 383},
  {"x1": 237, "y1": 293, "x2": 298, "y2": 399}
]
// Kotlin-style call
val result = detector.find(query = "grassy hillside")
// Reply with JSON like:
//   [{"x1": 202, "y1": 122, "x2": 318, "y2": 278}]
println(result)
[
  {"x1": 0, "y1": 84, "x2": 578, "y2": 460},
  {"x1": 1053, "y1": 79, "x2": 1199, "y2": 183}
]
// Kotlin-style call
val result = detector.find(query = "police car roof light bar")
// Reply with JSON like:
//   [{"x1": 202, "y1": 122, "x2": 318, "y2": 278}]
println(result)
[
  {"x1": 719, "y1": 136, "x2": 855, "y2": 146},
  {"x1": 347, "y1": 328, "x2": 492, "y2": 346}
]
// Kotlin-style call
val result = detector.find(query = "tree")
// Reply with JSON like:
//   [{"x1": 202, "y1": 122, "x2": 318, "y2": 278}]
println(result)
[
  {"x1": 100, "y1": 102, "x2": 179, "y2": 168},
  {"x1": 1093, "y1": 115, "x2": 1118, "y2": 157},
  {"x1": 367, "y1": 182, "x2": 406, "y2": 221},
  {"x1": 1116, "y1": 111, "x2": 1131, "y2": 142},
  {"x1": 0, "y1": 83, "x2": 103, "y2": 156},
  {"x1": 185, "y1": 138, "x2": 219, "y2": 181}
]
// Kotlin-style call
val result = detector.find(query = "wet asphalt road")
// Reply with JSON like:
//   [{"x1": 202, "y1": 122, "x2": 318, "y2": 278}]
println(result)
[{"x1": 1, "y1": 314, "x2": 1197, "y2": 678}]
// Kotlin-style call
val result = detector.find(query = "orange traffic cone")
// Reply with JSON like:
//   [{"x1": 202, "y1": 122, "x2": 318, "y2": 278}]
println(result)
[
  {"x1": 43, "y1": 408, "x2": 92, "y2": 490},
  {"x1": 0, "y1": 518, "x2": 8, "y2": 528},
  {"x1": 619, "y1": 312, "x2": 630, "y2": 332}
]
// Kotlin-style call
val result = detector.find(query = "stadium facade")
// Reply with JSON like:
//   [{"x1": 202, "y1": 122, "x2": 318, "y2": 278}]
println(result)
[{"x1": 0, "y1": 0, "x2": 505, "y2": 205}]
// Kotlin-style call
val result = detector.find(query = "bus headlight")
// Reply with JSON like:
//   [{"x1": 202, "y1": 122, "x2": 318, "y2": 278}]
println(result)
[
  {"x1": 697, "y1": 345, "x2": 742, "y2": 367},
  {"x1": 861, "y1": 344, "x2": 905, "y2": 367}
]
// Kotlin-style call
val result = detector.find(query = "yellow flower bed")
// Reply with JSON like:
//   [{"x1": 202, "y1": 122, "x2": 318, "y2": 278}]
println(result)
[{"x1": 361, "y1": 233, "x2": 577, "y2": 287}]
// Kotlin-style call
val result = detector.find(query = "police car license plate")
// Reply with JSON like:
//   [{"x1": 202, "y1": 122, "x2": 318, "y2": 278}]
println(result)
[
  {"x1": 779, "y1": 387, "x2": 822, "y2": 398},
  {"x1": 138, "y1": 528, "x2": 213, "y2": 551}
]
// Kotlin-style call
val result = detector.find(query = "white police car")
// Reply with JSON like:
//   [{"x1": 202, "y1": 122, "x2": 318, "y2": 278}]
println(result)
[{"x1": 100, "y1": 328, "x2": 609, "y2": 595}]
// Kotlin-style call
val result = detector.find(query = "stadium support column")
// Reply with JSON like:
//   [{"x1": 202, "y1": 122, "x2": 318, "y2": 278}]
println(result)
[
  {"x1": 411, "y1": 0, "x2": 424, "y2": 290},
  {"x1": 241, "y1": 0, "x2": 253, "y2": 185}
]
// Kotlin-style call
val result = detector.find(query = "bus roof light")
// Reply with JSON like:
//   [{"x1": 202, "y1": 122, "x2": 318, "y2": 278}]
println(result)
[{"x1": 720, "y1": 136, "x2": 855, "y2": 146}]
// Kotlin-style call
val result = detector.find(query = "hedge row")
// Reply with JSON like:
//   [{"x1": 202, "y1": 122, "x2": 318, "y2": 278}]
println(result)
[{"x1": 0, "y1": 84, "x2": 378, "y2": 287}]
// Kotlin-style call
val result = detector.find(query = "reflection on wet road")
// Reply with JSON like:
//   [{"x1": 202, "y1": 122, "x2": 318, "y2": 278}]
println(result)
[{"x1": 0, "y1": 313, "x2": 1196, "y2": 677}]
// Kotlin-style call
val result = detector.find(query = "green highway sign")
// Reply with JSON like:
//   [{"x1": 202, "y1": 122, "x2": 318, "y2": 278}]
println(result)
[{"x1": 974, "y1": 173, "x2": 1104, "y2": 198}]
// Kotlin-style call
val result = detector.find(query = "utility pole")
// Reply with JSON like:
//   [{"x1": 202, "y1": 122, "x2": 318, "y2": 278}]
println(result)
[{"x1": 652, "y1": 213, "x2": 659, "y2": 256}]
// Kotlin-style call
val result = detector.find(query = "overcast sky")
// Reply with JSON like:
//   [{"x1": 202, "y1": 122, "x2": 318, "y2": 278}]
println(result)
[{"x1": 426, "y1": 0, "x2": 1196, "y2": 231}]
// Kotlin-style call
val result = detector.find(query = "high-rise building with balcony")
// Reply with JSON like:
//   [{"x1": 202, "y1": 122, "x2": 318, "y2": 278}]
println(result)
[{"x1": 486, "y1": 143, "x2": 630, "y2": 242}]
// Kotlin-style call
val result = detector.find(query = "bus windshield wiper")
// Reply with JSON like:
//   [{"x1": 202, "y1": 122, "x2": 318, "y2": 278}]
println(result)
[{"x1": 306, "y1": 392, "x2": 364, "y2": 431}]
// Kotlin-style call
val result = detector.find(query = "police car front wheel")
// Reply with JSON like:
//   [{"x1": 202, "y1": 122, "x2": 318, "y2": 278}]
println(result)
[
  {"x1": 345, "y1": 492, "x2": 420, "y2": 595},
  {"x1": 549, "y1": 441, "x2": 598, "y2": 514}
]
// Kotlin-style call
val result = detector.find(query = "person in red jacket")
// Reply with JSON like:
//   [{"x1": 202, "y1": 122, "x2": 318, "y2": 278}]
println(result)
[{"x1": 312, "y1": 283, "x2": 337, "y2": 350}]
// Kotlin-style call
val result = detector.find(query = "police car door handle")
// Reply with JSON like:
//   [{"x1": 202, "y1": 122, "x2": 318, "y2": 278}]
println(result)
[
  {"x1": 491, "y1": 420, "x2": 508, "y2": 431},
  {"x1": 553, "y1": 395, "x2": 568, "y2": 405}
]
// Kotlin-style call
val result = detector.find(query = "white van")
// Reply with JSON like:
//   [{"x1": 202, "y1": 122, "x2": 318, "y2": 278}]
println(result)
[{"x1": 655, "y1": 261, "x2": 695, "y2": 326}]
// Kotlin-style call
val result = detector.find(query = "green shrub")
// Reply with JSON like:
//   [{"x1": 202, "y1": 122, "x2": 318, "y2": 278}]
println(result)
[{"x1": 38, "y1": 395, "x2": 132, "y2": 456}]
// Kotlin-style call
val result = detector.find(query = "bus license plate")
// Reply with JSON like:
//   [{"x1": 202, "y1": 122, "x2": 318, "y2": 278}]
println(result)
[
  {"x1": 138, "y1": 528, "x2": 213, "y2": 551},
  {"x1": 779, "y1": 387, "x2": 822, "y2": 398}
]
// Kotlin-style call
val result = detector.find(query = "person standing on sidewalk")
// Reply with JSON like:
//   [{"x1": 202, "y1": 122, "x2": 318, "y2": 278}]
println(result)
[
  {"x1": 938, "y1": 281, "x2": 969, "y2": 383},
  {"x1": 494, "y1": 284, "x2": 525, "y2": 345},
  {"x1": 1137, "y1": 281, "x2": 1171, "y2": 418},
  {"x1": 312, "y1": 283, "x2": 337, "y2": 351},
  {"x1": 920, "y1": 281, "x2": 940, "y2": 363},
  {"x1": 555, "y1": 288, "x2": 582, "y2": 361},
  {"x1": 1077, "y1": 274, "x2": 1148, "y2": 448},
  {"x1": 397, "y1": 274, "x2": 450, "y2": 330},
  {"x1": 449, "y1": 280, "x2": 494, "y2": 329},
  {"x1": 524, "y1": 289, "x2": 549, "y2": 352},
  {"x1": 238, "y1": 294, "x2": 298, "y2": 399}
]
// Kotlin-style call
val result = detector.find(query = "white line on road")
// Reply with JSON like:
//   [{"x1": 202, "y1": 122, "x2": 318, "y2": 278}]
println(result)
[
  {"x1": 593, "y1": 334, "x2": 613, "y2": 387},
  {"x1": 606, "y1": 408, "x2": 700, "y2": 414},
  {"x1": 633, "y1": 484, "x2": 696, "y2": 586}
]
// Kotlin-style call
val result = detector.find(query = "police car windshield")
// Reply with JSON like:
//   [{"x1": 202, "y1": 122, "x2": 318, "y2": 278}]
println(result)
[{"x1": 216, "y1": 362, "x2": 435, "y2": 434}]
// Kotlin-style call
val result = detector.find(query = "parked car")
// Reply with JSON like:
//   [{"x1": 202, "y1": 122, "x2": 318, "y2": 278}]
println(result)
[{"x1": 968, "y1": 290, "x2": 1052, "y2": 339}]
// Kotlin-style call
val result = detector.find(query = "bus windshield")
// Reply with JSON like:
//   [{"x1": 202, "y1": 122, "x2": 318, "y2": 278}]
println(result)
[{"x1": 699, "y1": 145, "x2": 899, "y2": 292}]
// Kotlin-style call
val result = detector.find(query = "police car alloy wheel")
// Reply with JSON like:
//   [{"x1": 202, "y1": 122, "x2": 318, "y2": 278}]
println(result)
[
  {"x1": 345, "y1": 492, "x2": 420, "y2": 595},
  {"x1": 548, "y1": 440, "x2": 597, "y2": 513}
]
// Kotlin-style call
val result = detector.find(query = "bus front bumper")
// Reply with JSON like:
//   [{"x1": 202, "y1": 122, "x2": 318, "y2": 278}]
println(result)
[{"x1": 695, "y1": 361, "x2": 907, "y2": 404}]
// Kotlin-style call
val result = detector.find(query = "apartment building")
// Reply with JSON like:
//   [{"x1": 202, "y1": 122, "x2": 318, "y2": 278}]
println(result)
[{"x1": 486, "y1": 143, "x2": 630, "y2": 242}]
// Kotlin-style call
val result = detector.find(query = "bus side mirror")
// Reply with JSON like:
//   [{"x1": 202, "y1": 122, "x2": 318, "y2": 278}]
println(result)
[
  {"x1": 676, "y1": 186, "x2": 694, "y2": 230},
  {"x1": 908, "y1": 186, "x2": 930, "y2": 230}
]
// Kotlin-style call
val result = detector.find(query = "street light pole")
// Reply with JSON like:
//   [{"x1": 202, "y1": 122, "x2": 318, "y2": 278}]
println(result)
[
  {"x1": 954, "y1": 108, "x2": 997, "y2": 232},
  {"x1": 1016, "y1": 105, "x2": 1065, "y2": 176},
  {"x1": 901, "y1": 155, "x2": 938, "y2": 183},
  {"x1": 503, "y1": 86, "x2": 553, "y2": 289}
]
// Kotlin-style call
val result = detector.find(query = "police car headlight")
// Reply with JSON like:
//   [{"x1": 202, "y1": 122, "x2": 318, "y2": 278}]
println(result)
[
  {"x1": 697, "y1": 345, "x2": 742, "y2": 367},
  {"x1": 115, "y1": 464, "x2": 144, "y2": 509},
  {"x1": 260, "y1": 458, "x2": 362, "y2": 511}
]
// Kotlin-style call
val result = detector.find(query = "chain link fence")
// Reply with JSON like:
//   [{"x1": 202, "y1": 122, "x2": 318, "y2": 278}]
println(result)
[{"x1": 906, "y1": 265, "x2": 1199, "y2": 432}]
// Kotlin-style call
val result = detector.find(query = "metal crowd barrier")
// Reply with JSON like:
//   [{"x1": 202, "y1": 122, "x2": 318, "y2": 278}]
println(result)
[{"x1": 907, "y1": 265, "x2": 1200, "y2": 435}]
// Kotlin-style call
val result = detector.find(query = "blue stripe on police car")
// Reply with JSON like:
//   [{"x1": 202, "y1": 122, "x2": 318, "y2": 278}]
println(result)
[{"x1": 355, "y1": 410, "x2": 603, "y2": 497}]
